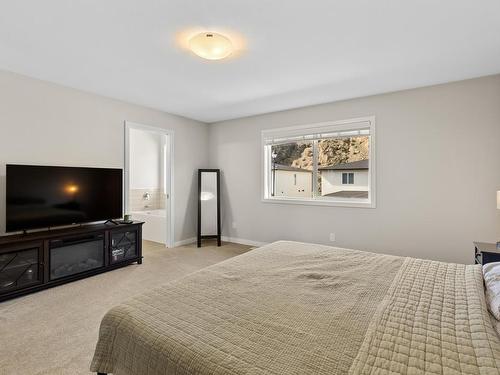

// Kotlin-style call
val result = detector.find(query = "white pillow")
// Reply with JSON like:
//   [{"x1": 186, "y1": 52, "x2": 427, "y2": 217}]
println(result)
[{"x1": 483, "y1": 261, "x2": 500, "y2": 320}]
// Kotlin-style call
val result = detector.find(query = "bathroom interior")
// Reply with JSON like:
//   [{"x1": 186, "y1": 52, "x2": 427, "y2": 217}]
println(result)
[{"x1": 128, "y1": 127, "x2": 170, "y2": 246}]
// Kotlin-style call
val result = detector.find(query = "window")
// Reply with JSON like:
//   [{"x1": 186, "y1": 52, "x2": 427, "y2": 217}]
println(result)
[
  {"x1": 262, "y1": 117, "x2": 375, "y2": 207},
  {"x1": 342, "y1": 172, "x2": 354, "y2": 185}
]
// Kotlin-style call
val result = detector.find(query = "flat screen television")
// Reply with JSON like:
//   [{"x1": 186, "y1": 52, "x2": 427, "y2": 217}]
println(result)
[{"x1": 6, "y1": 164, "x2": 123, "y2": 232}]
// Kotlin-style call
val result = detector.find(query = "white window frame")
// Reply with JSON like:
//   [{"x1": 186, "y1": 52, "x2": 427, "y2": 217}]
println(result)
[{"x1": 261, "y1": 116, "x2": 376, "y2": 208}]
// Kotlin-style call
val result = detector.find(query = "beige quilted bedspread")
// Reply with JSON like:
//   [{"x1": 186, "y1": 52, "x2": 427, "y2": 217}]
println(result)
[
  {"x1": 91, "y1": 241, "x2": 500, "y2": 375},
  {"x1": 349, "y1": 257, "x2": 500, "y2": 374}
]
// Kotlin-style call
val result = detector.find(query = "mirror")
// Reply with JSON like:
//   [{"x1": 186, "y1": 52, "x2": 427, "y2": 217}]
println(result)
[{"x1": 197, "y1": 169, "x2": 221, "y2": 247}]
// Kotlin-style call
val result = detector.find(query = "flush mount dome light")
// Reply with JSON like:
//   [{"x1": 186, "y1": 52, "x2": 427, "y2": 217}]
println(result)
[{"x1": 189, "y1": 32, "x2": 233, "y2": 60}]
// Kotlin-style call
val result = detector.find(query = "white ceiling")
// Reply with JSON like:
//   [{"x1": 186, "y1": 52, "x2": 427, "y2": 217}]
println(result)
[{"x1": 1, "y1": 1, "x2": 499, "y2": 123}]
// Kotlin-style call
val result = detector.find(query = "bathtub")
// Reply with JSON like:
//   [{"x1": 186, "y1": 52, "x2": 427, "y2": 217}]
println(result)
[{"x1": 131, "y1": 209, "x2": 167, "y2": 245}]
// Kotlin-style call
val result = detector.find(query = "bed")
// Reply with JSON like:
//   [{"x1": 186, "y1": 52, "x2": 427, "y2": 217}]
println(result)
[{"x1": 91, "y1": 241, "x2": 500, "y2": 374}]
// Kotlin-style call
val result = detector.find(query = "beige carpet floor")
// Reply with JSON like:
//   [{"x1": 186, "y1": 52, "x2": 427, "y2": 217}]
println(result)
[{"x1": 0, "y1": 240, "x2": 251, "y2": 375}]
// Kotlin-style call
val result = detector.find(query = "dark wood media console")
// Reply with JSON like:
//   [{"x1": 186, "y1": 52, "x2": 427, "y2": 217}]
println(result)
[{"x1": 0, "y1": 221, "x2": 143, "y2": 302}]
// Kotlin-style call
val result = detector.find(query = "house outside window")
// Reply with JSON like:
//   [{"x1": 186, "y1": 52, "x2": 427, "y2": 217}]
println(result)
[{"x1": 262, "y1": 117, "x2": 375, "y2": 208}]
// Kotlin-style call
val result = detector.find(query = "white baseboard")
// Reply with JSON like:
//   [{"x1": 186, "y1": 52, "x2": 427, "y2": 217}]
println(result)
[
  {"x1": 173, "y1": 236, "x2": 267, "y2": 248},
  {"x1": 174, "y1": 237, "x2": 196, "y2": 247},
  {"x1": 221, "y1": 236, "x2": 268, "y2": 247}
]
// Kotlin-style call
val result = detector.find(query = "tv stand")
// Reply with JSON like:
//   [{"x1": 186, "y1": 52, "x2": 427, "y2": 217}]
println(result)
[{"x1": 0, "y1": 221, "x2": 144, "y2": 302}]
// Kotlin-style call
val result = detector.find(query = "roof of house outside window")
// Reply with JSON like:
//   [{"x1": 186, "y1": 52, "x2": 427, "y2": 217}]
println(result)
[
  {"x1": 274, "y1": 164, "x2": 312, "y2": 172},
  {"x1": 318, "y1": 159, "x2": 369, "y2": 171},
  {"x1": 323, "y1": 191, "x2": 369, "y2": 198}
]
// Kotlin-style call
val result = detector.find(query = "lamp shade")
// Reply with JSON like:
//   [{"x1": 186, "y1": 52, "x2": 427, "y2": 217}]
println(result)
[{"x1": 497, "y1": 191, "x2": 500, "y2": 209}]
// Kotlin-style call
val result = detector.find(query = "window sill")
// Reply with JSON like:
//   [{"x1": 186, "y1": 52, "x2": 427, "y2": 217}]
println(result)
[{"x1": 261, "y1": 196, "x2": 376, "y2": 208}]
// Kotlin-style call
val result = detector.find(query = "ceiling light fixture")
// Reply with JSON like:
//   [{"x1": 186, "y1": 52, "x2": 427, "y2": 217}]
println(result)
[{"x1": 188, "y1": 32, "x2": 233, "y2": 60}]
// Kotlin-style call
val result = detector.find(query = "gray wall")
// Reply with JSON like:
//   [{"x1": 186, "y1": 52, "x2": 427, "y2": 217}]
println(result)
[
  {"x1": 1, "y1": 69, "x2": 499, "y2": 263},
  {"x1": 209, "y1": 75, "x2": 500, "y2": 264},
  {"x1": 0, "y1": 70, "x2": 209, "y2": 243}
]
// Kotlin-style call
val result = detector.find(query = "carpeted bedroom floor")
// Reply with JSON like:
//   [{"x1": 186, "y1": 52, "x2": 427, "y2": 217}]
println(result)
[{"x1": 0, "y1": 240, "x2": 252, "y2": 375}]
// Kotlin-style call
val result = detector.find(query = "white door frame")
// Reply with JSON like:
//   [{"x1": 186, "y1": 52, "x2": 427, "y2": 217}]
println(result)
[{"x1": 124, "y1": 121, "x2": 175, "y2": 248}]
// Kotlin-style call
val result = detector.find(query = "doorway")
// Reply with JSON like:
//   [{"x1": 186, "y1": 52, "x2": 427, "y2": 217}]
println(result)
[{"x1": 124, "y1": 121, "x2": 174, "y2": 247}]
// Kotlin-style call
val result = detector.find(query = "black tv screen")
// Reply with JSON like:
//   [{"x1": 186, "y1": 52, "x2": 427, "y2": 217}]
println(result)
[{"x1": 6, "y1": 165, "x2": 123, "y2": 232}]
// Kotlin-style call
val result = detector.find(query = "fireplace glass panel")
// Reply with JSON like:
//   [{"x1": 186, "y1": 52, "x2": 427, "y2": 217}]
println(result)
[{"x1": 50, "y1": 239, "x2": 104, "y2": 280}]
